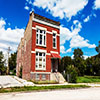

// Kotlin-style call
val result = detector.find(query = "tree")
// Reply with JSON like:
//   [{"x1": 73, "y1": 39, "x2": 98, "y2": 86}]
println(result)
[
  {"x1": 85, "y1": 57, "x2": 93, "y2": 75},
  {"x1": 0, "y1": 51, "x2": 6, "y2": 75},
  {"x1": 9, "y1": 52, "x2": 17, "y2": 75},
  {"x1": 95, "y1": 41, "x2": 100, "y2": 54},
  {"x1": 73, "y1": 48, "x2": 83, "y2": 59},
  {"x1": 59, "y1": 56, "x2": 72, "y2": 73},
  {"x1": 66, "y1": 65, "x2": 78, "y2": 83},
  {"x1": 73, "y1": 48, "x2": 86, "y2": 76}
]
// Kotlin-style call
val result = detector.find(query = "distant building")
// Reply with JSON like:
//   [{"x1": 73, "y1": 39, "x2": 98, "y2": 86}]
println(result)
[{"x1": 16, "y1": 12, "x2": 65, "y2": 83}]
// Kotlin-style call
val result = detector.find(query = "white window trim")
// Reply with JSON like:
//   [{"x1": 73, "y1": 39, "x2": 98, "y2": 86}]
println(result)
[
  {"x1": 35, "y1": 51, "x2": 46, "y2": 70},
  {"x1": 36, "y1": 26, "x2": 47, "y2": 47},
  {"x1": 36, "y1": 26, "x2": 47, "y2": 31},
  {"x1": 52, "y1": 30, "x2": 57, "y2": 49},
  {"x1": 32, "y1": 27, "x2": 60, "y2": 36},
  {"x1": 35, "y1": 49, "x2": 47, "y2": 53}
]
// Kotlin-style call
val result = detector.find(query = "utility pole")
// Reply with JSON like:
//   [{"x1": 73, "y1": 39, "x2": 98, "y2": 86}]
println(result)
[{"x1": 6, "y1": 47, "x2": 11, "y2": 75}]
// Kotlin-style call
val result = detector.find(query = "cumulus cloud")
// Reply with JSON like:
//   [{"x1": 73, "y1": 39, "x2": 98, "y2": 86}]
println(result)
[
  {"x1": 24, "y1": 6, "x2": 30, "y2": 10},
  {"x1": 60, "y1": 20, "x2": 96, "y2": 53},
  {"x1": 0, "y1": 18, "x2": 24, "y2": 54},
  {"x1": 70, "y1": 35, "x2": 96, "y2": 48},
  {"x1": 84, "y1": 16, "x2": 90, "y2": 22},
  {"x1": 31, "y1": 0, "x2": 88, "y2": 19},
  {"x1": 83, "y1": 14, "x2": 96, "y2": 22},
  {"x1": 94, "y1": 0, "x2": 100, "y2": 9},
  {"x1": 71, "y1": 54, "x2": 89, "y2": 59}
]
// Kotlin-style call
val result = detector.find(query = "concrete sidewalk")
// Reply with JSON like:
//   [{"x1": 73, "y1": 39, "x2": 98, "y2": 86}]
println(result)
[
  {"x1": 0, "y1": 75, "x2": 100, "y2": 88},
  {"x1": 0, "y1": 76, "x2": 34, "y2": 88}
]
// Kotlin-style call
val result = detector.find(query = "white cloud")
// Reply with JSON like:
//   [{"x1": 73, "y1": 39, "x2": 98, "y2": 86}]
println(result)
[
  {"x1": 60, "y1": 20, "x2": 96, "y2": 53},
  {"x1": 94, "y1": 0, "x2": 100, "y2": 9},
  {"x1": 70, "y1": 35, "x2": 96, "y2": 48},
  {"x1": 32, "y1": 0, "x2": 88, "y2": 19},
  {"x1": 83, "y1": 14, "x2": 96, "y2": 23},
  {"x1": 0, "y1": 18, "x2": 24, "y2": 54},
  {"x1": 71, "y1": 54, "x2": 90, "y2": 59},
  {"x1": 60, "y1": 46, "x2": 66, "y2": 53},
  {"x1": 84, "y1": 16, "x2": 90, "y2": 22},
  {"x1": 24, "y1": 6, "x2": 30, "y2": 10}
]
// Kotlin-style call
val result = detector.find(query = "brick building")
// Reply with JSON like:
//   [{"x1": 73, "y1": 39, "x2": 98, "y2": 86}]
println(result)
[{"x1": 16, "y1": 12, "x2": 65, "y2": 82}]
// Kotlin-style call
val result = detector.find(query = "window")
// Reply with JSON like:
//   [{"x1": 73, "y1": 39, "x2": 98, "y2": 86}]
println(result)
[
  {"x1": 35, "y1": 74, "x2": 39, "y2": 80},
  {"x1": 53, "y1": 33, "x2": 56, "y2": 48},
  {"x1": 42, "y1": 74, "x2": 46, "y2": 80},
  {"x1": 36, "y1": 52, "x2": 46, "y2": 70},
  {"x1": 36, "y1": 28, "x2": 46, "y2": 46}
]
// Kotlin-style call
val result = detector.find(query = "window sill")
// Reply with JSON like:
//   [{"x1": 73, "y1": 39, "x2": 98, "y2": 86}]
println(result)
[
  {"x1": 36, "y1": 44, "x2": 46, "y2": 48},
  {"x1": 35, "y1": 68, "x2": 46, "y2": 71},
  {"x1": 53, "y1": 47, "x2": 57, "y2": 49}
]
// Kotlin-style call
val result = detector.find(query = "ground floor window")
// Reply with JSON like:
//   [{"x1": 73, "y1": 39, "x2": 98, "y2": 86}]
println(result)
[
  {"x1": 36, "y1": 52, "x2": 46, "y2": 70},
  {"x1": 35, "y1": 74, "x2": 39, "y2": 80},
  {"x1": 42, "y1": 74, "x2": 46, "y2": 80}
]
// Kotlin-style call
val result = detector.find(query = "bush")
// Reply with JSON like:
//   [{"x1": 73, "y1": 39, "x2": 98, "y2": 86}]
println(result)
[{"x1": 66, "y1": 65, "x2": 78, "y2": 83}]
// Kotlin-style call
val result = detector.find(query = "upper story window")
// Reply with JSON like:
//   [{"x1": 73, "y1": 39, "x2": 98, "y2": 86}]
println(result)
[
  {"x1": 53, "y1": 33, "x2": 56, "y2": 48},
  {"x1": 36, "y1": 28, "x2": 46, "y2": 47}
]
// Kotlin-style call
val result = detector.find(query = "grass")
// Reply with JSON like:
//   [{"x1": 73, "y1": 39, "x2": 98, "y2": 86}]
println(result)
[
  {"x1": 77, "y1": 76, "x2": 100, "y2": 83},
  {"x1": 31, "y1": 80, "x2": 59, "y2": 84},
  {"x1": 0, "y1": 85, "x2": 90, "y2": 93}
]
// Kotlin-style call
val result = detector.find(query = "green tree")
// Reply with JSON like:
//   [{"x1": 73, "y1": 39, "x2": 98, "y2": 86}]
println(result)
[
  {"x1": 59, "y1": 56, "x2": 72, "y2": 73},
  {"x1": 9, "y1": 52, "x2": 17, "y2": 75},
  {"x1": 73, "y1": 48, "x2": 86, "y2": 76},
  {"x1": 0, "y1": 51, "x2": 6, "y2": 75},
  {"x1": 85, "y1": 57, "x2": 93, "y2": 75},
  {"x1": 95, "y1": 41, "x2": 100, "y2": 54},
  {"x1": 66, "y1": 65, "x2": 78, "y2": 83}
]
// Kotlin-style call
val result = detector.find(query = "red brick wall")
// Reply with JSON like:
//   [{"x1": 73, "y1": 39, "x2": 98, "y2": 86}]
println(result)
[
  {"x1": 22, "y1": 39, "x2": 32, "y2": 80},
  {"x1": 31, "y1": 21, "x2": 60, "y2": 73}
]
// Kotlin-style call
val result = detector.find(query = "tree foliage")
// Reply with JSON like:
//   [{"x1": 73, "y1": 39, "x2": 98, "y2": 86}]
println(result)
[
  {"x1": 9, "y1": 52, "x2": 17, "y2": 74},
  {"x1": 66, "y1": 65, "x2": 78, "y2": 83},
  {"x1": 95, "y1": 41, "x2": 100, "y2": 54},
  {"x1": 0, "y1": 51, "x2": 6, "y2": 75},
  {"x1": 73, "y1": 48, "x2": 86, "y2": 76}
]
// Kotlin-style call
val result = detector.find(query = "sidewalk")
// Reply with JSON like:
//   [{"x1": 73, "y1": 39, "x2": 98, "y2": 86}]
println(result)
[
  {"x1": 0, "y1": 76, "x2": 34, "y2": 88},
  {"x1": 0, "y1": 75, "x2": 100, "y2": 88}
]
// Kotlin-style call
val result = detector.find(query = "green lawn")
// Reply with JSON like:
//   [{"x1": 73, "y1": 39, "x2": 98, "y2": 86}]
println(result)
[
  {"x1": 0, "y1": 85, "x2": 89, "y2": 93},
  {"x1": 77, "y1": 76, "x2": 100, "y2": 83}
]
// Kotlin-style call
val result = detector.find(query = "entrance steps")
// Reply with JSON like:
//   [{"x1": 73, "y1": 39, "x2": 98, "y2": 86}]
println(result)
[{"x1": 50, "y1": 72, "x2": 66, "y2": 83}]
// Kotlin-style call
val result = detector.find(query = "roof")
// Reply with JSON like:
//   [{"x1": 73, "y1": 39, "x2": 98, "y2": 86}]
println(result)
[{"x1": 30, "y1": 11, "x2": 60, "y2": 26}]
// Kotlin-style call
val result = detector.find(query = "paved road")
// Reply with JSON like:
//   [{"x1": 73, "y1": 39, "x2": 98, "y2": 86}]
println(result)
[{"x1": 0, "y1": 87, "x2": 100, "y2": 100}]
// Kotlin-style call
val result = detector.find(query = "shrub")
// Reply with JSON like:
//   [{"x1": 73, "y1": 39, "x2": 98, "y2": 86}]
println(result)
[{"x1": 66, "y1": 65, "x2": 78, "y2": 83}]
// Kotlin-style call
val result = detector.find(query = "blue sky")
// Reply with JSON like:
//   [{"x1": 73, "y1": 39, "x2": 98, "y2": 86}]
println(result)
[{"x1": 0, "y1": 0, "x2": 100, "y2": 58}]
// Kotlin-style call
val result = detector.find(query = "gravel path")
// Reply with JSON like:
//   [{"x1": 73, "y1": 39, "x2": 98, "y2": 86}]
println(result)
[{"x1": 0, "y1": 87, "x2": 100, "y2": 100}]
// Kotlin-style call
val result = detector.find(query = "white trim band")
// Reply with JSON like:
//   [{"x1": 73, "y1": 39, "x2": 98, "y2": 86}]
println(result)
[
  {"x1": 30, "y1": 72, "x2": 51, "y2": 74},
  {"x1": 50, "y1": 51, "x2": 58, "y2": 54},
  {"x1": 31, "y1": 51, "x2": 36, "y2": 53},
  {"x1": 33, "y1": 18, "x2": 60, "y2": 29},
  {"x1": 35, "y1": 49, "x2": 47, "y2": 53},
  {"x1": 46, "y1": 53, "x2": 51, "y2": 56},
  {"x1": 32, "y1": 27, "x2": 60, "y2": 36}
]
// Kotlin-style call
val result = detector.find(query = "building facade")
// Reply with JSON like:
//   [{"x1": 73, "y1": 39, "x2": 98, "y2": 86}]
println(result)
[{"x1": 16, "y1": 12, "x2": 65, "y2": 82}]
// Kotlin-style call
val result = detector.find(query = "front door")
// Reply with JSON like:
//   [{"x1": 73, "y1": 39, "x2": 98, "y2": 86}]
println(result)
[{"x1": 51, "y1": 59, "x2": 58, "y2": 72}]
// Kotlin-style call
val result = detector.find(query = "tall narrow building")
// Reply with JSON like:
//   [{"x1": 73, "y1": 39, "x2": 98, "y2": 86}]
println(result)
[{"x1": 16, "y1": 11, "x2": 65, "y2": 83}]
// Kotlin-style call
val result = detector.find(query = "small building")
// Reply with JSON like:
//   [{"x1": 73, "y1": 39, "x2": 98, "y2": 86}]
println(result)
[{"x1": 16, "y1": 11, "x2": 65, "y2": 83}]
